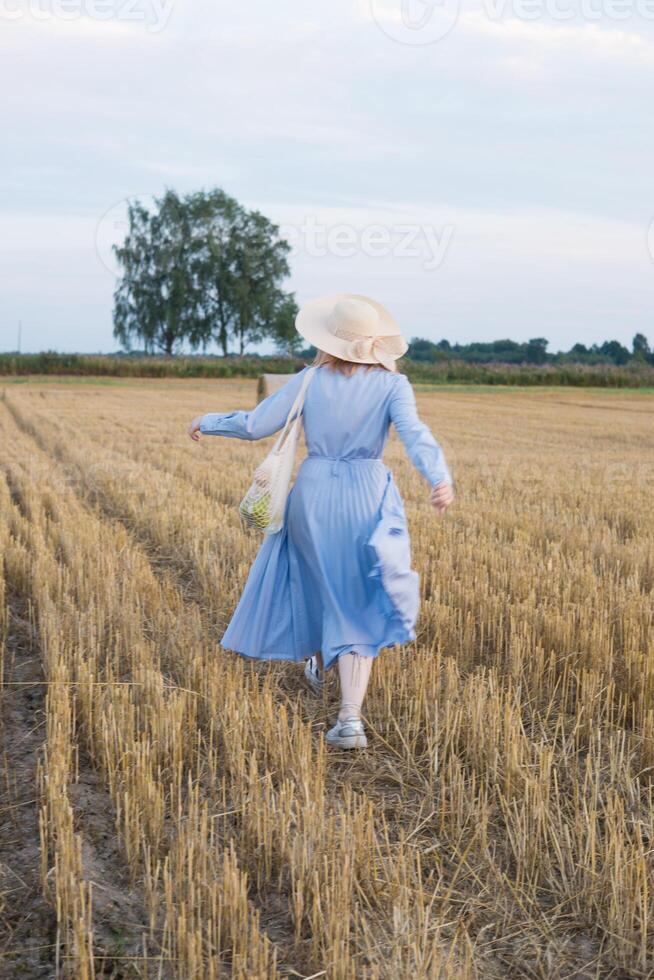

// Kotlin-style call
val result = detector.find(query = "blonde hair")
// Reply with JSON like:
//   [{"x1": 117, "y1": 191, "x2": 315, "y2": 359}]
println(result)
[{"x1": 312, "y1": 349, "x2": 396, "y2": 376}]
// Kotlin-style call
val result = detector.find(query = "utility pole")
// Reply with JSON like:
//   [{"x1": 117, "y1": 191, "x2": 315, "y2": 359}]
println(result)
[{"x1": 17, "y1": 320, "x2": 22, "y2": 354}]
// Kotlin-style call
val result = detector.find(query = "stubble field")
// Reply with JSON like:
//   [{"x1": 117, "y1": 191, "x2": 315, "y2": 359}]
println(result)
[{"x1": 0, "y1": 377, "x2": 652, "y2": 979}]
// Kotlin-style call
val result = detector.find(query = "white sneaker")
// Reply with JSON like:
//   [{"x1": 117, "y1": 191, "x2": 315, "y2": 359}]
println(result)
[
  {"x1": 303, "y1": 655, "x2": 325, "y2": 696},
  {"x1": 325, "y1": 715, "x2": 368, "y2": 750}
]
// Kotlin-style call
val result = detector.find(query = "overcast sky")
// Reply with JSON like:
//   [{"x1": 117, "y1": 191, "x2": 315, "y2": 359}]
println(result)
[{"x1": 2, "y1": 0, "x2": 654, "y2": 354}]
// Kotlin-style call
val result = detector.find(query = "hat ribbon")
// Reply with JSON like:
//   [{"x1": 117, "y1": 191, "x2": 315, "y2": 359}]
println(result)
[{"x1": 333, "y1": 326, "x2": 404, "y2": 370}]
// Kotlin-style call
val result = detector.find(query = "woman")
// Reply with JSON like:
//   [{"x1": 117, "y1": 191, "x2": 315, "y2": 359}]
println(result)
[{"x1": 188, "y1": 294, "x2": 454, "y2": 749}]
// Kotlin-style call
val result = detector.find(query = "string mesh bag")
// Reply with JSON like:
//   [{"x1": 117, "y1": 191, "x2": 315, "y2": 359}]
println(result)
[{"x1": 239, "y1": 367, "x2": 316, "y2": 535}]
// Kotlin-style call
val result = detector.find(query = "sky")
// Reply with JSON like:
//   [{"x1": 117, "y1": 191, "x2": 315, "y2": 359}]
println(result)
[{"x1": 1, "y1": 0, "x2": 654, "y2": 354}]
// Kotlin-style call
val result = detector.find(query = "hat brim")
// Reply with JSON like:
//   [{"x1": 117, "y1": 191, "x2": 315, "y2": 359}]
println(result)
[{"x1": 295, "y1": 293, "x2": 408, "y2": 364}]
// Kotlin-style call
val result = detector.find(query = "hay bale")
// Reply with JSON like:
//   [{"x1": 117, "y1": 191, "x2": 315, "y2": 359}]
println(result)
[{"x1": 257, "y1": 373, "x2": 293, "y2": 403}]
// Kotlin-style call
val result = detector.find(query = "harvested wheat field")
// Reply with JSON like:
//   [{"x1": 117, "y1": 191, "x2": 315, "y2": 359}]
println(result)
[{"x1": 0, "y1": 377, "x2": 653, "y2": 979}]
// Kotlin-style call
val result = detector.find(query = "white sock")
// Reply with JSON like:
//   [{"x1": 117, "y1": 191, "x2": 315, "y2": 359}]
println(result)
[{"x1": 337, "y1": 651, "x2": 373, "y2": 722}]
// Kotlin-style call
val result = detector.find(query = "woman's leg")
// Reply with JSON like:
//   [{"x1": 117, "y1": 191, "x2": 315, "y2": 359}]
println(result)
[
  {"x1": 337, "y1": 651, "x2": 373, "y2": 722},
  {"x1": 315, "y1": 650, "x2": 324, "y2": 674}
]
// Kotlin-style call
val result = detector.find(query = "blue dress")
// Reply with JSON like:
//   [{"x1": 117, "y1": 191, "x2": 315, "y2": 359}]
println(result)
[{"x1": 200, "y1": 365, "x2": 453, "y2": 672}]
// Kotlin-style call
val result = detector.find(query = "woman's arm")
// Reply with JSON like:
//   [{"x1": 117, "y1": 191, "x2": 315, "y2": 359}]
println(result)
[
  {"x1": 389, "y1": 374, "x2": 454, "y2": 488},
  {"x1": 190, "y1": 368, "x2": 309, "y2": 442}
]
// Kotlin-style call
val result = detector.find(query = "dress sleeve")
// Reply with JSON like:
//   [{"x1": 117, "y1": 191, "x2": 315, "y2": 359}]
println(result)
[
  {"x1": 389, "y1": 374, "x2": 453, "y2": 487},
  {"x1": 199, "y1": 368, "x2": 309, "y2": 441}
]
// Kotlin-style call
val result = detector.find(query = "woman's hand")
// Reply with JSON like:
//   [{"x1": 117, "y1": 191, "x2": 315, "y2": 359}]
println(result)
[
  {"x1": 188, "y1": 416, "x2": 203, "y2": 442},
  {"x1": 430, "y1": 480, "x2": 454, "y2": 515}
]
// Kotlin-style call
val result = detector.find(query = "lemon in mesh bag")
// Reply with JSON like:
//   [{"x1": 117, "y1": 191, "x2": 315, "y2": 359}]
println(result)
[
  {"x1": 238, "y1": 368, "x2": 316, "y2": 535},
  {"x1": 239, "y1": 467, "x2": 274, "y2": 531}
]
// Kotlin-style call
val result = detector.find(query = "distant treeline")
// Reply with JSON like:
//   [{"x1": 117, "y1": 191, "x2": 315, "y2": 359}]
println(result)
[
  {"x1": 406, "y1": 334, "x2": 654, "y2": 368},
  {"x1": 2, "y1": 352, "x2": 654, "y2": 387}
]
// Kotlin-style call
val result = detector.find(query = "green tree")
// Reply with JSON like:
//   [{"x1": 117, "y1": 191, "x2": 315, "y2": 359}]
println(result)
[
  {"x1": 113, "y1": 188, "x2": 296, "y2": 357},
  {"x1": 632, "y1": 333, "x2": 651, "y2": 362},
  {"x1": 113, "y1": 191, "x2": 204, "y2": 356},
  {"x1": 230, "y1": 208, "x2": 295, "y2": 356},
  {"x1": 598, "y1": 340, "x2": 630, "y2": 365},
  {"x1": 270, "y1": 293, "x2": 301, "y2": 355},
  {"x1": 407, "y1": 338, "x2": 447, "y2": 363},
  {"x1": 524, "y1": 337, "x2": 549, "y2": 364},
  {"x1": 189, "y1": 190, "x2": 295, "y2": 356}
]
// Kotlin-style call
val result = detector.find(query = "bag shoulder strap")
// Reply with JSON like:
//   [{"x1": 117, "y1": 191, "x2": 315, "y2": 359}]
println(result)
[{"x1": 274, "y1": 366, "x2": 317, "y2": 450}]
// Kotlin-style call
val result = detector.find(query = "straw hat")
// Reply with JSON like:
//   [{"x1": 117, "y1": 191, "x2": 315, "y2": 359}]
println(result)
[{"x1": 295, "y1": 293, "x2": 408, "y2": 371}]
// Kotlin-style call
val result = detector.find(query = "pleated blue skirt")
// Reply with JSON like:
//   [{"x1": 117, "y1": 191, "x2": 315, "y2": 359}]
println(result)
[{"x1": 221, "y1": 455, "x2": 419, "y2": 672}]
